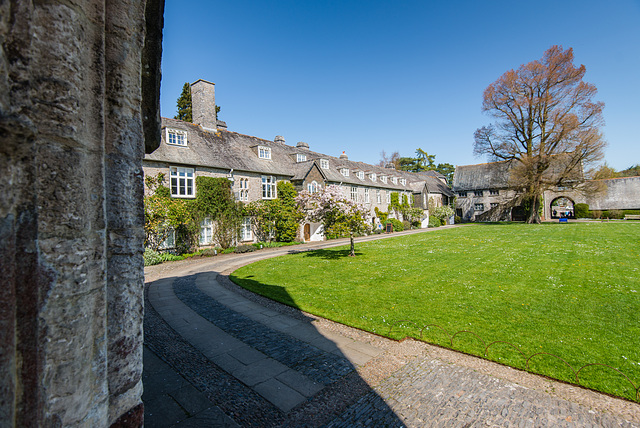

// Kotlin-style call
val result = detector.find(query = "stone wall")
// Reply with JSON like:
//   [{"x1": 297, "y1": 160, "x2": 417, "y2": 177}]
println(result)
[
  {"x1": 585, "y1": 177, "x2": 640, "y2": 210},
  {"x1": 0, "y1": 0, "x2": 163, "y2": 426}
]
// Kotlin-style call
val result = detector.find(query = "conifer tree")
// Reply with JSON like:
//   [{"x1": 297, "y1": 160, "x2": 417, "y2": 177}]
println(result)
[{"x1": 175, "y1": 82, "x2": 192, "y2": 122}]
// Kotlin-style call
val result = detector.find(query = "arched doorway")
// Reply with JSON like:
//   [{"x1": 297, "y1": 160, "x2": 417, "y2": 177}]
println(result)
[{"x1": 550, "y1": 197, "x2": 575, "y2": 219}]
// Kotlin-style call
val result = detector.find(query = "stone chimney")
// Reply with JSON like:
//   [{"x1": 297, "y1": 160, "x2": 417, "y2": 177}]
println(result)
[
  {"x1": 296, "y1": 141, "x2": 309, "y2": 149},
  {"x1": 191, "y1": 79, "x2": 218, "y2": 130},
  {"x1": 274, "y1": 135, "x2": 285, "y2": 144},
  {"x1": 339, "y1": 151, "x2": 348, "y2": 160}
]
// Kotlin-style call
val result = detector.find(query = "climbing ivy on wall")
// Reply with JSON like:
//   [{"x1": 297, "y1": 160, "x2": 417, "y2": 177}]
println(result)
[
  {"x1": 243, "y1": 181, "x2": 303, "y2": 243},
  {"x1": 144, "y1": 174, "x2": 242, "y2": 253}
]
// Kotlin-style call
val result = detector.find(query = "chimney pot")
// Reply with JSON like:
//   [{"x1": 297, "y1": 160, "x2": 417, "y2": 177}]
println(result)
[{"x1": 339, "y1": 151, "x2": 348, "y2": 160}]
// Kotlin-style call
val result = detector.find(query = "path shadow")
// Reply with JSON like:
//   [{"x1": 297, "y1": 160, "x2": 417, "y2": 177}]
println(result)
[{"x1": 143, "y1": 271, "x2": 406, "y2": 427}]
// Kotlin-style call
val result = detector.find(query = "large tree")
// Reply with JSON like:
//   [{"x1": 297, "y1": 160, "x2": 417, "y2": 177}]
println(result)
[{"x1": 474, "y1": 46, "x2": 606, "y2": 223}]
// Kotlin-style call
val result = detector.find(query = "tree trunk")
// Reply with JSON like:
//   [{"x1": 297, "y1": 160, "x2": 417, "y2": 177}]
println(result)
[
  {"x1": 526, "y1": 193, "x2": 542, "y2": 224},
  {"x1": 349, "y1": 234, "x2": 355, "y2": 256}
]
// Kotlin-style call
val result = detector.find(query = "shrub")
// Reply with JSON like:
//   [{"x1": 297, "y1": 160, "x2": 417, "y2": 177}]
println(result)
[
  {"x1": 234, "y1": 244, "x2": 256, "y2": 253},
  {"x1": 388, "y1": 218, "x2": 404, "y2": 232},
  {"x1": 574, "y1": 203, "x2": 589, "y2": 218},
  {"x1": 428, "y1": 216, "x2": 441, "y2": 228},
  {"x1": 200, "y1": 248, "x2": 218, "y2": 257},
  {"x1": 402, "y1": 220, "x2": 411, "y2": 230},
  {"x1": 454, "y1": 215, "x2": 462, "y2": 224},
  {"x1": 143, "y1": 248, "x2": 184, "y2": 266},
  {"x1": 607, "y1": 209, "x2": 623, "y2": 219}
]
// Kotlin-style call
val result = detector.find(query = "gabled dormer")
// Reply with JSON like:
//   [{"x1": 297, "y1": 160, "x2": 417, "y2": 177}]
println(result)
[{"x1": 165, "y1": 127, "x2": 188, "y2": 146}]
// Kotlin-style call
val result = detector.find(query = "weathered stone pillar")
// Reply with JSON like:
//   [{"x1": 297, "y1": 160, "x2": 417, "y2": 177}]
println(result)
[{"x1": 0, "y1": 0, "x2": 163, "y2": 426}]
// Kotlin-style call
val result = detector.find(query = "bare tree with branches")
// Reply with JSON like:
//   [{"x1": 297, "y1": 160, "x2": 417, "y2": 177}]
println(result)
[{"x1": 474, "y1": 45, "x2": 606, "y2": 223}]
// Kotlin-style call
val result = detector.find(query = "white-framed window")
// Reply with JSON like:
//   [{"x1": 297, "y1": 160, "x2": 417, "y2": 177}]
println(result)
[
  {"x1": 490, "y1": 203, "x2": 498, "y2": 208},
  {"x1": 357, "y1": 171, "x2": 364, "y2": 180},
  {"x1": 380, "y1": 175, "x2": 387, "y2": 184},
  {"x1": 261, "y1": 175, "x2": 276, "y2": 199},
  {"x1": 320, "y1": 159, "x2": 329, "y2": 169},
  {"x1": 370, "y1": 173, "x2": 377, "y2": 182},
  {"x1": 200, "y1": 218, "x2": 213, "y2": 245},
  {"x1": 376, "y1": 189, "x2": 381, "y2": 204},
  {"x1": 258, "y1": 146, "x2": 271, "y2": 159},
  {"x1": 474, "y1": 190, "x2": 484, "y2": 197},
  {"x1": 474, "y1": 203, "x2": 484, "y2": 211},
  {"x1": 307, "y1": 180, "x2": 318, "y2": 193},
  {"x1": 458, "y1": 191, "x2": 467, "y2": 197},
  {"x1": 241, "y1": 217, "x2": 252, "y2": 241},
  {"x1": 400, "y1": 178, "x2": 406, "y2": 186},
  {"x1": 490, "y1": 189, "x2": 499, "y2": 195},
  {"x1": 340, "y1": 168, "x2": 350, "y2": 177},
  {"x1": 350, "y1": 186, "x2": 357, "y2": 201},
  {"x1": 364, "y1": 188, "x2": 370, "y2": 203},
  {"x1": 391, "y1": 177, "x2": 398, "y2": 184},
  {"x1": 297, "y1": 154, "x2": 307, "y2": 162},
  {"x1": 166, "y1": 128, "x2": 187, "y2": 146},
  {"x1": 159, "y1": 227, "x2": 175, "y2": 250},
  {"x1": 386, "y1": 191, "x2": 391, "y2": 204},
  {"x1": 237, "y1": 189, "x2": 249, "y2": 202},
  {"x1": 170, "y1": 166, "x2": 195, "y2": 197},
  {"x1": 237, "y1": 178, "x2": 249, "y2": 201}
]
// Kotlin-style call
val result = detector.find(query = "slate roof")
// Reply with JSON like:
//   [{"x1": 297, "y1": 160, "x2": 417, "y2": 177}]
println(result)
[
  {"x1": 146, "y1": 118, "x2": 453, "y2": 196},
  {"x1": 452, "y1": 156, "x2": 585, "y2": 192},
  {"x1": 452, "y1": 161, "x2": 512, "y2": 191}
]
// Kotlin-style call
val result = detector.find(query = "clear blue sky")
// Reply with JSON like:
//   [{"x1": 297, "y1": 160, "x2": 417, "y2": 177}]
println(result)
[{"x1": 160, "y1": 1, "x2": 640, "y2": 171}]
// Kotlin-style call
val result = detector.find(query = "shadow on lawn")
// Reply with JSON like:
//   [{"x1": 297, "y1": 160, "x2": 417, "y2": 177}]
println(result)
[{"x1": 301, "y1": 248, "x2": 363, "y2": 260}]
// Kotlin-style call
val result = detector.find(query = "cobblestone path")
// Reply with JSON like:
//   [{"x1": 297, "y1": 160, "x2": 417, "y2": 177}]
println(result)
[{"x1": 143, "y1": 231, "x2": 640, "y2": 427}]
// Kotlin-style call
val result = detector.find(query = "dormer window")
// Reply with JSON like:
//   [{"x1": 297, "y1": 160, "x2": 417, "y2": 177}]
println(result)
[
  {"x1": 320, "y1": 159, "x2": 330, "y2": 169},
  {"x1": 340, "y1": 168, "x2": 349, "y2": 177},
  {"x1": 297, "y1": 154, "x2": 307, "y2": 162},
  {"x1": 258, "y1": 146, "x2": 271, "y2": 159},
  {"x1": 380, "y1": 175, "x2": 387, "y2": 184},
  {"x1": 400, "y1": 178, "x2": 406, "y2": 186},
  {"x1": 391, "y1": 177, "x2": 398, "y2": 184},
  {"x1": 166, "y1": 128, "x2": 187, "y2": 146},
  {"x1": 356, "y1": 171, "x2": 364, "y2": 180},
  {"x1": 370, "y1": 173, "x2": 377, "y2": 182}
]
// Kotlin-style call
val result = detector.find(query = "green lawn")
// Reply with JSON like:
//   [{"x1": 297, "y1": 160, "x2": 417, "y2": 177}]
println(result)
[{"x1": 230, "y1": 222, "x2": 640, "y2": 401}]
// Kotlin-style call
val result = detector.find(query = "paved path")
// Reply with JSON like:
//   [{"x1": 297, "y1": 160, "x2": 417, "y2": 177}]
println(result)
[{"x1": 143, "y1": 228, "x2": 640, "y2": 427}]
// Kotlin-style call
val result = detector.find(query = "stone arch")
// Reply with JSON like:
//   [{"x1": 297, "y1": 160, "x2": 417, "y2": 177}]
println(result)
[{"x1": 550, "y1": 196, "x2": 576, "y2": 219}]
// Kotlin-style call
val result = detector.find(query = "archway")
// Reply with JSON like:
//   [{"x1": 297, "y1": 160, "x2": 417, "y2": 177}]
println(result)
[{"x1": 550, "y1": 196, "x2": 575, "y2": 219}]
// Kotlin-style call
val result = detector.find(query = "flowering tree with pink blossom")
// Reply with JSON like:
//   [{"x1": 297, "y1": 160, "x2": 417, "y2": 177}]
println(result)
[{"x1": 296, "y1": 184, "x2": 373, "y2": 256}]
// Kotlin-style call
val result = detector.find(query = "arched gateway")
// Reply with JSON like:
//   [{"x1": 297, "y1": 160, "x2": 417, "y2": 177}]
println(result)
[{"x1": 550, "y1": 196, "x2": 576, "y2": 219}]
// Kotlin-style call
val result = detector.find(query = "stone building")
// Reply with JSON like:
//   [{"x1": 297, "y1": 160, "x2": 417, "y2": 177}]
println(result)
[
  {"x1": 143, "y1": 79, "x2": 454, "y2": 246},
  {"x1": 1, "y1": 0, "x2": 163, "y2": 426},
  {"x1": 453, "y1": 161, "x2": 640, "y2": 221}
]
